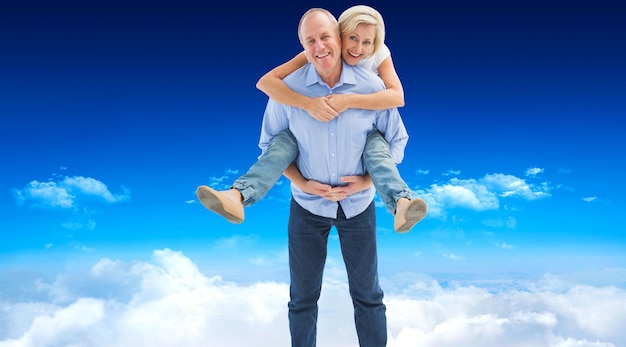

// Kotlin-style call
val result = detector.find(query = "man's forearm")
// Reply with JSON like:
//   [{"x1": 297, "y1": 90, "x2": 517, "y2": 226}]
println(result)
[{"x1": 284, "y1": 164, "x2": 307, "y2": 190}]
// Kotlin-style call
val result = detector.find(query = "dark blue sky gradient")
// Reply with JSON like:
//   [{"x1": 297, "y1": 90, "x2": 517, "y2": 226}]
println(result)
[{"x1": 1, "y1": 0, "x2": 625, "y2": 272}]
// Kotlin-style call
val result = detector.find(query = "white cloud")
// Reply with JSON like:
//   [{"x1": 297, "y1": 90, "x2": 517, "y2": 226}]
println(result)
[
  {"x1": 482, "y1": 216, "x2": 517, "y2": 229},
  {"x1": 12, "y1": 175, "x2": 130, "y2": 231},
  {"x1": 582, "y1": 196, "x2": 598, "y2": 203},
  {"x1": 495, "y1": 242, "x2": 516, "y2": 250},
  {"x1": 442, "y1": 169, "x2": 461, "y2": 177},
  {"x1": 418, "y1": 177, "x2": 500, "y2": 217},
  {"x1": 13, "y1": 176, "x2": 130, "y2": 210},
  {"x1": 414, "y1": 170, "x2": 552, "y2": 219},
  {"x1": 62, "y1": 176, "x2": 129, "y2": 204},
  {"x1": 526, "y1": 167, "x2": 544, "y2": 177},
  {"x1": 62, "y1": 219, "x2": 96, "y2": 231},
  {"x1": 1, "y1": 298, "x2": 105, "y2": 347},
  {"x1": 206, "y1": 168, "x2": 240, "y2": 190},
  {"x1": 14, "y1": 180, "x2": 75, "y2": 209},
  {"x1": 2, "y1": 249, "x2": 624, "y2": 347},
  {"x1": 225, "y1": 168, "x2": 240, "y2": 175},
  {"x1": 73, "y1": 244, "x2": 94, "y2": 252},
  {"x1": 443, "y1": 253, "x2": 465, "y2": 261},
  {"x1": 480, "y1": 173, "x2": 550, "y2": 200}
]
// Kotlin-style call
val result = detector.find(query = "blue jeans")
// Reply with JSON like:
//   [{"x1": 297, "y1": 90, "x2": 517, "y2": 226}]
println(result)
[
  {"x1": 288, "y1": 199, "x2": 386, "y2": 347},
  {"x1": 363, "y1": 130, "x2": 413, "y2": 214},
  {"x1": 232, "y1": 129, "x2": 298, "y2": 207},
  {"x1": 233, "y1": 129, "x2": 411, "y2": 213}
]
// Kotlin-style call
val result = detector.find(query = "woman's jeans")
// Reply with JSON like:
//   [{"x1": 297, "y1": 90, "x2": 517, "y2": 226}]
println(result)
[
  {"x1": 287, "y1": 199, "x2": 386, "y2": 347},
  {"x1": 232, "y1": 129, "x2": 299, "y2": 206},
  {"x1": 232, "y1": 129, "x2": 412, "y2": 213},
  {"x1": 362, "y1": 129, "x2": 413, "y2": 213}
]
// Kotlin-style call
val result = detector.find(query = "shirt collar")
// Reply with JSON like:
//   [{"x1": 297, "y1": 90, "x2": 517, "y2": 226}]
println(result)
[{"x1": 305, "y1": 61, "x2": 357, "y2": 89}]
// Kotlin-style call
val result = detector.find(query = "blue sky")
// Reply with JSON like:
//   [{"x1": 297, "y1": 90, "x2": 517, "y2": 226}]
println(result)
[{"x1": 1, "y1": 1, "x2": 625, "y2": 346}]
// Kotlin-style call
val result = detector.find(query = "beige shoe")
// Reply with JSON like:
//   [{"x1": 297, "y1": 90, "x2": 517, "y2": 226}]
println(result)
[
  {"x1": 196, "y1": 185, "x2": 244, "y2": 224},
  {"x1": 394, "y1": 198, "x2": 427, "y2": 233}
]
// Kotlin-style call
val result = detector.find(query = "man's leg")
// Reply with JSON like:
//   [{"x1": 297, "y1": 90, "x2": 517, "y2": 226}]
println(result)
[
  {"x1": 363, "y1": 130, "x2": 427, "y2": 233},
  {"x1": 287, "y1": 199, "x2": 331, "y2": 347},
  {"x1": 336, "y1": 202, "x2": 387, "y2": 347}
]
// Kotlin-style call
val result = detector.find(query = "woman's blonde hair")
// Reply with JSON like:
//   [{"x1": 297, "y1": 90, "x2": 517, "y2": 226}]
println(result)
[{"x1": 338, "y1": 5, "x2": 385, "y2": 57}]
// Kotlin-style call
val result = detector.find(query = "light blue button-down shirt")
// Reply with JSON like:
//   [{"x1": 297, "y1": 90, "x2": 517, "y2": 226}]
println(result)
[{"x1": 259, "y1": 62, "x2": 409, "y2": 219}]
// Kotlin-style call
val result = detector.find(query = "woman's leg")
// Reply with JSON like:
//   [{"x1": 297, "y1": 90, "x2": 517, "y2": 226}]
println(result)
[
  {"x1": 363, "y1": 130, "x2": 427, "y2": 232},
  {"x1": 363, "y1": 130, "x2": 412, "y2": 214},
  {"x1": 232, "y1": 129, "x2": 298, "y2": 206},
  {"x1": 196, "y1": 129, "x2": 298, "y2": 223}
]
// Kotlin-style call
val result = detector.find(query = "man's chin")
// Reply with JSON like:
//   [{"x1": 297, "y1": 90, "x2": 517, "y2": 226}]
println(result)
[{"x1": 313, "y1": 60, "x2": 337, "y2": 72}]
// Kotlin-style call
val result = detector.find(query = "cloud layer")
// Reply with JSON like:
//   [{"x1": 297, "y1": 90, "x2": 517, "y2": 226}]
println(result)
[{"x1": 1, "y1": 249, "x2": 624, "y2": 347}]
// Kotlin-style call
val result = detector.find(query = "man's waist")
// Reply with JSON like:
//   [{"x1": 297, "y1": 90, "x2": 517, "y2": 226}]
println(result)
[{"x1": 290, "y1": 186, "x2": 375, "y2": 219}]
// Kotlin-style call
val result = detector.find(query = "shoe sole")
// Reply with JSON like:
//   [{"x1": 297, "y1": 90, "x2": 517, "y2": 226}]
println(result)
[
  {"x1": 395, "y1": 198, "x2": 427, "y2": 233},
  {"x1": 196, "y1": 185, "x2": 244, "y2": 224}
]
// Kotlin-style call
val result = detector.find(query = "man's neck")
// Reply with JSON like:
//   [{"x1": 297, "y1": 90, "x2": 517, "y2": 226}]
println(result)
[{"x1": 317, "y1": 63, "x2": 342, "y2": 88}]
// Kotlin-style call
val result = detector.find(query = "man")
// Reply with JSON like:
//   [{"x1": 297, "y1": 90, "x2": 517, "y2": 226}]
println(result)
[{"x1": 259, "y1": 8, "x2": 409, "y2": 346}]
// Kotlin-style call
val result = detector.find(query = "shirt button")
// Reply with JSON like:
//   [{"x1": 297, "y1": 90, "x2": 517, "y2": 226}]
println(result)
[
  {"x1": 330, "y1": 133, "x2": 335, "y2": 136},
  {"x1": 331, "y1": 153, "x2": 335, "y2": 157}
]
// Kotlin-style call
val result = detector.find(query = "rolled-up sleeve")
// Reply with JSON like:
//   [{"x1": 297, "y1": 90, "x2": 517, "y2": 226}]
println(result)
[
  {"x1": 259, "y1": 99, "x2": 289, "y2": 154},
  {"x1": 375, "y1": 108, "x2": 409, "y2": 164}
]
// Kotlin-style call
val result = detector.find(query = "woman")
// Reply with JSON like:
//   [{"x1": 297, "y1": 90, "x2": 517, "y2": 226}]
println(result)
[{"x1": 197, "y1": 5, "x2": 426, "y2": 233}]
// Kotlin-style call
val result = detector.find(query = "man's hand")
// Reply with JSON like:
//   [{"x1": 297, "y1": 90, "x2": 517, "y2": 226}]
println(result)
[
  {"x1": 300, "y1": 180, "x2": 333, "y2": 197},
  {"x1": 324, "y1": 175, "x2": 373, "y2": 201},
  {"x1": 292, "y1": 174, "x2": 372, "y2": 202}
]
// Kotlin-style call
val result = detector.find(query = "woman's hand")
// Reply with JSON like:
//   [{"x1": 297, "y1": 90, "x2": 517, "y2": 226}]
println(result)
[
  {"x1": 325, "y1": 94, "x2": 351, "y2": 114},
  {"x1": 305, "y1": 96, "x2": 339, "y2": 122}
]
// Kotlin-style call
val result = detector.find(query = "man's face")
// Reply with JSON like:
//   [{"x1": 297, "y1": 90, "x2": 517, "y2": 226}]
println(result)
[{"x1": 300, "y1": 12, "x2": 341, "y2": 75}]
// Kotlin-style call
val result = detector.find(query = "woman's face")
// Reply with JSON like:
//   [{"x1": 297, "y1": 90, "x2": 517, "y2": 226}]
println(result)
[{"x1": 341, "y1": 23, "x2": 376, "y2": 66}]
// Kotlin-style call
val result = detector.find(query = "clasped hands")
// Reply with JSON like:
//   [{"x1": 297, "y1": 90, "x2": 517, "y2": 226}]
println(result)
[
  {"x1": 306, "y1": 94, "x2": 350, "y2": 122},
  {"x1": 303, "y1": 175, "x2": 372, "y2": 202}
]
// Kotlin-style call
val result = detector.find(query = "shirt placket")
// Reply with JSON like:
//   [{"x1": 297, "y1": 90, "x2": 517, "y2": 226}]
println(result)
[{"x1": 328, "y1": 119, "x2": 339, "y2": 187}]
